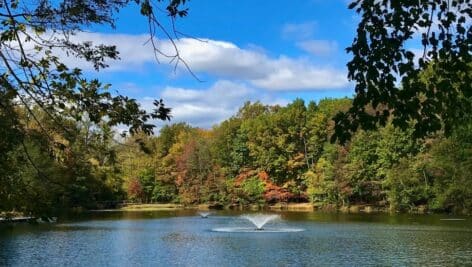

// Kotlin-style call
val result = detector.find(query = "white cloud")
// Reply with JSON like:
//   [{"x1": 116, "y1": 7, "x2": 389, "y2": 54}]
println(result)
[
  {"x1": 158, "y1": 38, "x2": 272, "y2": 80},
  {"x1": 281, "y1": 21, "x2": 317, "y2": 40},
  {"x1": 154, "y1": 80, "x2": 288, "y2": 128},
  {"x1": 117, "y1": 82, "x2": 144, "y2": 95},
  {"x1": 65, "y1": 32, "x2": 154, "y2": 71},
  {"x1": 33, "y1": 31, "x2": 348, "y2": 91},
  {"x1": 251, "y1": 57, "x2": 348, "y2": 90},
  {"x1": 156, "y1": 38, "x2": 349, "y2": 90},
  {"x1": 15, "y1": 31, "x2": 155, "y2": 72},
  {"x1": 297, "y1": 40, "x2": 338, "y2": 56}
]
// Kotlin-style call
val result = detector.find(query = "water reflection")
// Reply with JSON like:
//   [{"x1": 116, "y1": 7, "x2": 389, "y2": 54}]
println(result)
[{"x1": 0, "y1": 211, "x2": 471, "y2": 266}]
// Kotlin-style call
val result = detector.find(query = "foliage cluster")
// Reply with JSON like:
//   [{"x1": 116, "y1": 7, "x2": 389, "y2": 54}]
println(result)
[{"x1": 115, "y1": 97, "x2": 472, "y2": 214}]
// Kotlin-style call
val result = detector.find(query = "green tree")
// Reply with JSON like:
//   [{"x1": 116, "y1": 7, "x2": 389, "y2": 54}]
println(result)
[
  {"x1": 346, "y1": 124, "x2": 419, "y2": 203},
  {"x1": 242, "y1": 99, "x2": 308, "y2": 185},
  {"x1": 138, "y1": 168, "x2": 155, "y2": 203},
  {"x1": 386, "y1": 123, "x2": 472, "y2": 213},
  {"x1": 240, "y1": 176, "x2": 265, "y2": 204},
  {"x1": 426, "y1": 127, "x2": 472, "y2": 213},
  {"x1": 211, "y1": 117, "x2": 249, "y2": 178},
  {"x1": 0, "y1": 0, "x2": 180, "y2": 137},
  {"x1": 385, "y1": 157, "x2": 432, "y2": 211},
  {"x1": 334, "y1": 0, "x2": 472, "y2": 143},
  {"x1": 0, "y1": 0, "x2": 190, "y2": 215}
]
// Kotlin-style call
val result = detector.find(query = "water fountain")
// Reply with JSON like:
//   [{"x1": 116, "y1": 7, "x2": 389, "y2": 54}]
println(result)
[
  {"x1": 212, "y1": 213, "x2": 304, "y2": 233},
  {"x1": 242, "y1": 214, "x2": 280, "y2": 230},
  {"x1": 198, "y1": 211, "x2": 211, "y2": 218}
]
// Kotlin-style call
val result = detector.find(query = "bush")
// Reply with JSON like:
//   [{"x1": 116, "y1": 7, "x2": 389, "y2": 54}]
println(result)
[
  {"x1": 241, "y1": 176, "x2": 265, "y2": 203},
  {"x1": 151, "y1": 182, "x2": 176, "y2": 202}
]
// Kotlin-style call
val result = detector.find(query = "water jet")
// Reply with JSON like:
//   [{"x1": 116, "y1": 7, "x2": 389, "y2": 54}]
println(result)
[
  {"x1": 211, "y1": 213, "x2": 304, "y2": 233},
  {"x1": 198, "y1": 211, "x2": 211, "y2": 218},
  {"x1": 242, "y1": 214, "x2": 280, "y2": 230}
]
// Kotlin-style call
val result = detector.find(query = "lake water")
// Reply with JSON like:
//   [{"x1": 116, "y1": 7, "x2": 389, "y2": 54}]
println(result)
[{"x1": 1, "y1": 210, "x2": 471, "y2": 266}]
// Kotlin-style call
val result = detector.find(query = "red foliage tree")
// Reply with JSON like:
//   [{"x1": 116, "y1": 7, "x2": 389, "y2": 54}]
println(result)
[
  {"x1": 127, "y1": 178, "x2": 144, "y2": 202},
  {"x1": 235, "y1": 170, "x2": 307, "y2": 203}
]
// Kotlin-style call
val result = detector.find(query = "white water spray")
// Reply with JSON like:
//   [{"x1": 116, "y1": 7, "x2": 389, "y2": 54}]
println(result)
[{"x1": 241, "y1": 214, "x2": 280, "y2": 230}]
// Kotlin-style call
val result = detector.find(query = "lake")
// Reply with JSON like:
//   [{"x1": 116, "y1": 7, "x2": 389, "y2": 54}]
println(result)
[{"x1": 1, "y1": 210, "x2": 471, "y2": 266}]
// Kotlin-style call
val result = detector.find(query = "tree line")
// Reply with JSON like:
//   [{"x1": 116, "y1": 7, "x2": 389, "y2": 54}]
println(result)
[
  {"x1": 1, "y1": 0, "x2": 470, "y2": 216},
  {"x1": 118, "y1": 97, "x2": 472, "y2": 214},
  {"x1": 2, "y1": 95, "x2": 471, "y2": 216}
]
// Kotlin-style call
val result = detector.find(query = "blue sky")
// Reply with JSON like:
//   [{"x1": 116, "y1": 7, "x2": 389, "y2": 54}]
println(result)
[{"x1": 78, "y1": 0, "x2": 360, "y2": 129}]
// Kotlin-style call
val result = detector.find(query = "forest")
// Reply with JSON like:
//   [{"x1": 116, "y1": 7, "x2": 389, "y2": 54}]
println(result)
[
  {"x1": 86, "y1": 96, "x2": 472, "y2": 214},
  {"x1": 2, "y1": 95, "x2": 471, "y2": 216},
  {"x1": 1, "y1": 0, "x2": 471, "y2": 217}
]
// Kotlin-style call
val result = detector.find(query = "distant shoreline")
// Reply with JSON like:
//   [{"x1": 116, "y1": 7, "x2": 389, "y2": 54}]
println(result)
[
  {"x1": 92, "y1": 202, "x2": 468, "y2": 215},
  {"x1": 0, "y1": 216, "x2": 36, "y2": 224},
  {"x1": 2, "y1": 202, "x2": 469, "y2": 222}
]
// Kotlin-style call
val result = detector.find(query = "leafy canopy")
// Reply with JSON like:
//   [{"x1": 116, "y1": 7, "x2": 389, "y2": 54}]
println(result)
[
  {"x1": 0, "y1": 0, "x2": 191, "y2": 138},
  {"x1": 333, "y1": 0, "x2": 472, "y2": 143}
]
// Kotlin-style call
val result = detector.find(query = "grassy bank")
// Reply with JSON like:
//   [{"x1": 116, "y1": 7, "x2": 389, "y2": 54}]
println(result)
[
  {"x1": 81, "y1": 201, "x2": 471, "y2": 215},
  {"x1": 118, "y1": 203, "x2": 186, "y2": 211}
]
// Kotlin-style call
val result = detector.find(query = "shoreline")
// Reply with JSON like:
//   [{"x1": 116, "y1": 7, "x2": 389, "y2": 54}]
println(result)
[
  {"x1": 92, "y1": 202, "x2": 469, "y2": 215},
  {"x1": 0, "y1": 216, "x2": 37, "y2": 224},
  {"x1": 3, "y1": 203, "x2": 469, "y2": 221}
]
